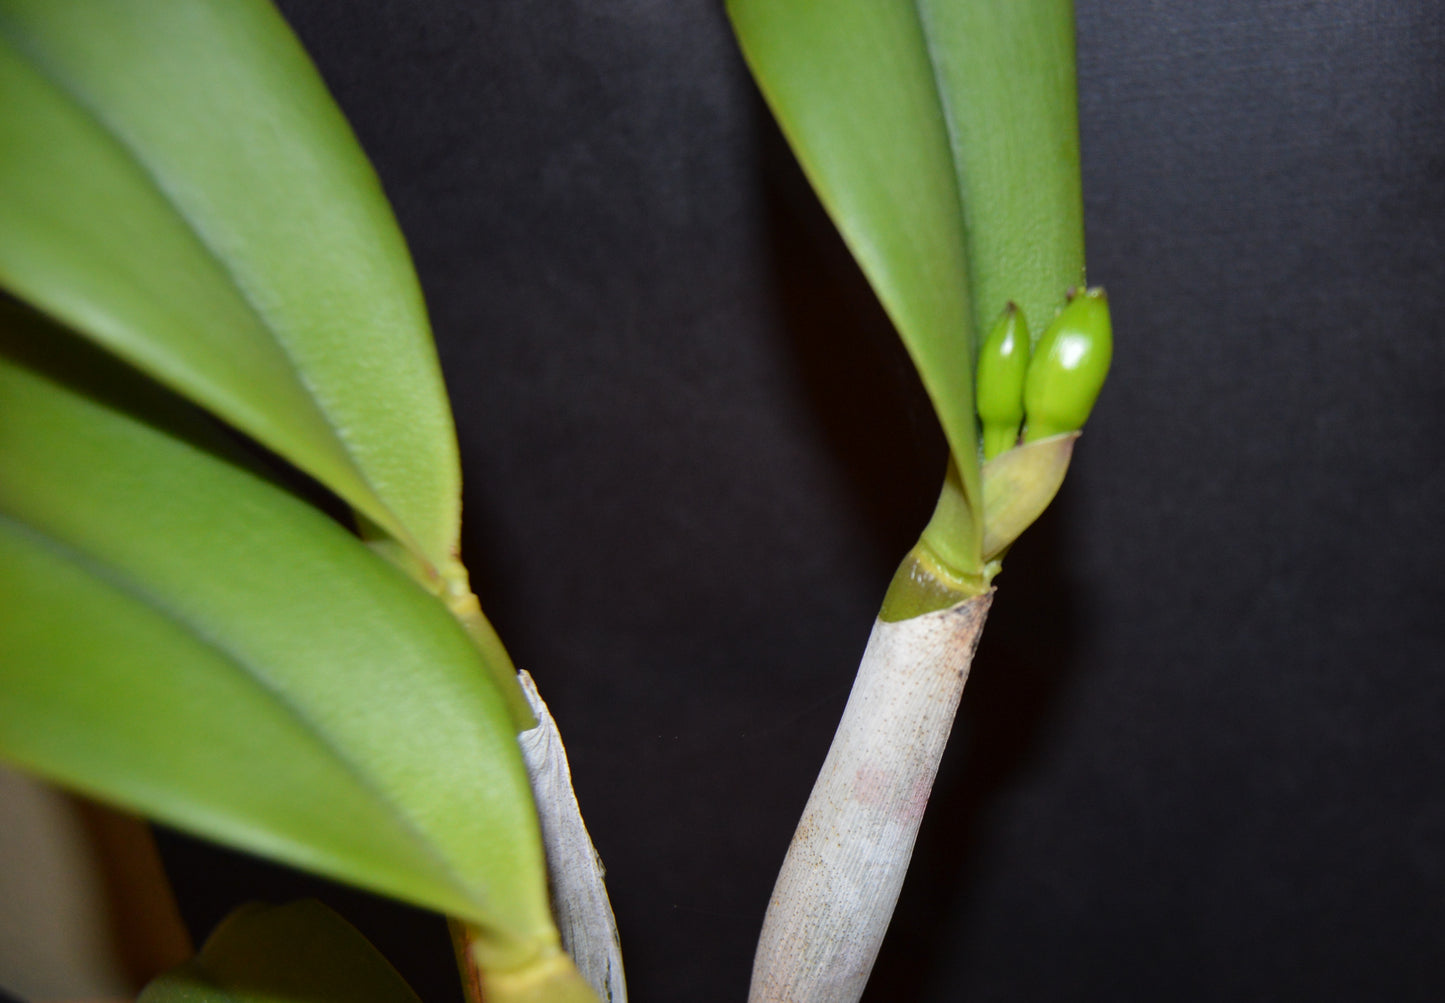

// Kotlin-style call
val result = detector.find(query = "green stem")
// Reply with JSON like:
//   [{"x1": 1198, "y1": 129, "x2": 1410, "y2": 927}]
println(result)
[{"x1": 879, "y1": 458, "x2": 995, "y2": 622}]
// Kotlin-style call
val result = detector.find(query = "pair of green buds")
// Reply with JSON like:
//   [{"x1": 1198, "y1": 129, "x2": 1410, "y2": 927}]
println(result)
[{"x1": 976, "y1": 287, "x2": 1113, "y2": 460}]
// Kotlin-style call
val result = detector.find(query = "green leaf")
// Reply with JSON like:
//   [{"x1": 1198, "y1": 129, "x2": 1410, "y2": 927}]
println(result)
[
  {"x1": 916, "y1": 0, "x2": 1085, "y2": 340},
  {"x1": 727, "y1": 0, "x2": 1087, "y2": 578},
  {"x1": 727, "y1": 0, "x2": 983, "y2": 565},
  {"x1": 0, "y1": 0, "x2": 460, "y2": 575},
  {"x1": 0, "y1": 315, "x2": 555, "y2": 966},
  {"x1": 139, "y1": 900, "x2": 422, "y2": 1003}
]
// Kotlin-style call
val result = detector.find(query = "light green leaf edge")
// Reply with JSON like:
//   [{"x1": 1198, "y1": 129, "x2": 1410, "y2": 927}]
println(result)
[
  {"x1": 139, "y1": 900, "x2": 422, "y2": 1003},
  {"x1": 0, "y1": 320, "x2": 556, "y2": 968},
  {"x1": 726, "y1": 0, "x2": 1087, "y2": 592},
  {"x1": 0, "y1": 0, "x2": 461, "y2": 579}
]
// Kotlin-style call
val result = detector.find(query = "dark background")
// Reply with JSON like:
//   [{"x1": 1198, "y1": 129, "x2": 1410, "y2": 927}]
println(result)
[{"x1": 157, "y1": 1, "x2": 1445, "y2": 1000}]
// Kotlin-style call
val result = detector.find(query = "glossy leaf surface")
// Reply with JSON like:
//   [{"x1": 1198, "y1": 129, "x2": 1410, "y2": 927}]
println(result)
[
  {"x1": 0, "y1": 317, "x2": 553, "y2": 956},
  {"x1": 138, "y1": 900, "x2": 422, "y2": 1003},
  {"x1": 0, "y1": 0, "x2": 460, "y2": 572}
]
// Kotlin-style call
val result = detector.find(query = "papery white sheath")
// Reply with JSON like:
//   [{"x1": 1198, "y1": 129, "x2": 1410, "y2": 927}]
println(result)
[
  {"x1": 518, "y1": 671, "x2": 628, "y2": 1003},
  {"x1": 749, "y1": 594, "x2": 992, "y2": 1003}
]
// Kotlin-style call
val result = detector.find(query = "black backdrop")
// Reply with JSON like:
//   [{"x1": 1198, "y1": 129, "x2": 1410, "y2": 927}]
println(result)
[{"x1": 155, "y1": 2, "x2": 1445, "y2": 1000}]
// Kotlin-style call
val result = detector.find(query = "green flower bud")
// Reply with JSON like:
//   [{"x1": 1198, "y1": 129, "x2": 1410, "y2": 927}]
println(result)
[
  {"x1": 975, "y1": 303, "x2": 1030, "y2": 460},
  {"x1": 1022, "y1": 287, "x2": 1112, "y2": 442}
]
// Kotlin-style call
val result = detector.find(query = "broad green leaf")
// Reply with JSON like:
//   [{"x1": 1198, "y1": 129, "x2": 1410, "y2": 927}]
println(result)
[
  {"x1": 915, "y1": 0, "x2": 1085, "y2": 339},
  {"x1": 139, "y1": 900, "x2": 422, "y2": 1003},
  {"x1": 0, "y1": 319, "x2": 554, "y2": 964},
  {"x1": 0, "y1": 0, "x2": 460, "y2": 575},
  {"x1": 727, "y1": 0, "x2": 983, "y2": 564},
  {"x1": 727, "y1": 0, "x2": 1088, "y2": 576}
]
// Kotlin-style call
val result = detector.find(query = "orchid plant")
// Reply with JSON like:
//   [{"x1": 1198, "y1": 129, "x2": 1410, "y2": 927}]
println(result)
[{"x1": 0, "y1": 2, "x2": 1108, "y2": 1002}]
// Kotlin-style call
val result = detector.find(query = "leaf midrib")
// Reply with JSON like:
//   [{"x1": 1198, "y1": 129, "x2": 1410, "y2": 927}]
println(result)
[
  {"x1": 0, "y1": 14, "x2": 416, "y2": 558},
  {"x1": 0, "y1": 509, "x2": 484, "y2": 919}
]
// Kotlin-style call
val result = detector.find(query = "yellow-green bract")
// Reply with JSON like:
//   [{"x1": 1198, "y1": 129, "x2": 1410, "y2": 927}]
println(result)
[{"x1": 1023, "y1": 288, "x2": 1112, "y2": 441}]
